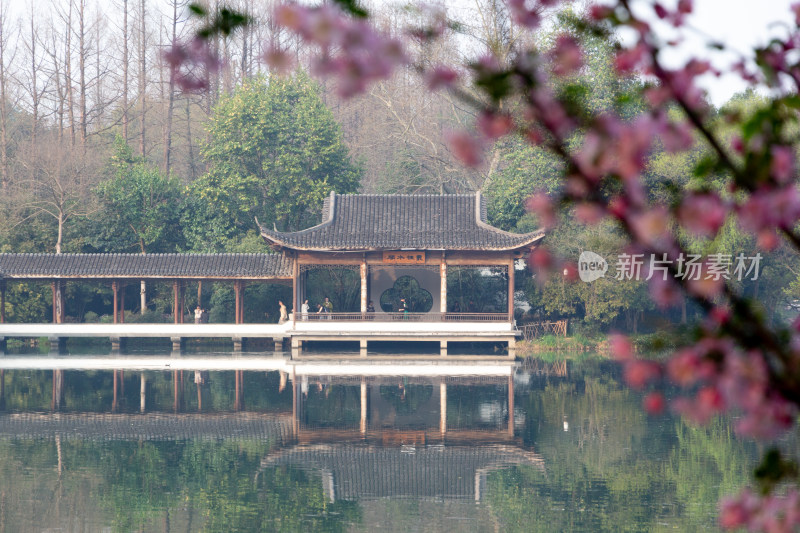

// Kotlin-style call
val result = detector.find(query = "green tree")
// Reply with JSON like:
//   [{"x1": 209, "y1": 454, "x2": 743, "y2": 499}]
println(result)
[
  {"x1": 186, "y1": 72, "x2": 362, "y2": 251},
  {"x1": 93, "y1": 137, "x2": 184, "y2": 254}
]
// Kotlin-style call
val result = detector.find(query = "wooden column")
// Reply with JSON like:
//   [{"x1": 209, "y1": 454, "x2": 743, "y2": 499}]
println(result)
[
  {"x1": 234, "y1": 281, "x2": 242, "y2": 324},
  {"x1": 179, "y1": 284, "x2": 185, "y2": 324},
  {"x1": 508, "y1": 374, "x2": 515, "y2": 436},
  {"x1": 292, "y1": 368, "x2": 298, "y2": 436},
  {"x1": 508, "y1": 259, "x2": 515, "y2": 322},
  {"x1": 197, "y1": 281, "x2": 202, "y2": 309},
  {"x1": 440, "y1": 259, "x2": 447, "y2": 316},
  {"x1": 440, "y1": 381, "x2": 447, "y2": 435},
  {"x1": 360, "y1": 259, "x2": 367, "y2": 314},
  {"x1": 234, "y1": 370, "x2": 241, "y2": 411},
  {"x1": 0, "y1": 280, "x2": 5, "y2": 324},
  {"x1": 360, "y1": 378, "x2": 367, "y2": 435},
  {"x1": 112, "y1": 369, "x2": 118, "y2": 413},
  {"x1": 173, "y1": 370, "x2": 180, "y2": 412},
  {"x1": 173, "y1": 281, "x2": 180, "y2": 324},
  {"x1": 112, "y1": 281, "x2": 119, "y2": 324},
  {"x1": 52, "y1": 281, "x2": 64, "y2": 324},
  {"x1": 120, "y1": 285, "x2": 125, "y2": 323},
  {"x1": 140, "y1": 372, "x2": 146, "y2": 413},
  {"x1": 292, "y1": 260, "x2": 299, "y2": 326}
]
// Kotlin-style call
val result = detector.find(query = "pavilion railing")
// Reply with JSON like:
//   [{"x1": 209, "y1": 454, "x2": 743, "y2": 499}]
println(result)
[
  {"x1": 520, "y1": 320, "x2": 569, "y2": 339},
  {"x1": 297, "y1": 312, "x2": 510, "y2": 322}
]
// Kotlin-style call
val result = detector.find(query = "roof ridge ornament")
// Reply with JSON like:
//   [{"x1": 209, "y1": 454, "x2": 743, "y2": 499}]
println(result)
[{"x1": 328, "y1": 190, "x2": 336, "y2": 224}]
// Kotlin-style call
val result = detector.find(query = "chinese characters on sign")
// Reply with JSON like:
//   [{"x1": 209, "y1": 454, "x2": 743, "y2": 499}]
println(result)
[
  {"x1": 382, "y1": 251, "x2": 426, "y2": 264},
  {"x1": 614, "y1": 253, "x2": 762, "y2": 281},
  {"x1": 577, "y1": 251, "x2": 763, "y2": 283}
]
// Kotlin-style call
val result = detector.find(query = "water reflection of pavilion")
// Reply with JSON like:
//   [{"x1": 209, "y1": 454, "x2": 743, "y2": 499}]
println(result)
[
  {"x1": 262, "y1": 444, "x2": 542, "y2": 503},
  {"x1": 0, "y1": 362, "x2": 547, "y2": 508}
]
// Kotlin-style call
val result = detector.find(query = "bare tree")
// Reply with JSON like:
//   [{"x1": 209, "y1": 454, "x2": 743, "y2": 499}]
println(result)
[
  {"x1": 138, "y1": 0, "x2": 147, "y2": 157},
  {"x1": 14, "y1": 135, "x2": 98, "y2": 253},
  {"x1": 122, "y1": 0, "x2": 129, "y2": 140},
  {"x1": 162, "y1": 0, "x2": 180, "y2": 175},
  {"x1": 0, "y1": 0, "x2": 14, "y2": 190},
  {"x1": 20, "y1": 4, "x2": 51, "y2": 156}
]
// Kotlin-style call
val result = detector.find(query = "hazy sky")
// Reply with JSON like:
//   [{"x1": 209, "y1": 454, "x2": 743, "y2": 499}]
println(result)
[
  {"x1": 638, "y1": 0, "x2": 796, "y2": 105},
  {"x1": 9, "y1": 0, "x2": 796, "y2": 107}
]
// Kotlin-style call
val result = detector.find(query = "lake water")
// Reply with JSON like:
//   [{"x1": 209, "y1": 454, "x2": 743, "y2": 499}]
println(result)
[{"x1": 0, "y1": 348, "x2": 757, "y2": 532}]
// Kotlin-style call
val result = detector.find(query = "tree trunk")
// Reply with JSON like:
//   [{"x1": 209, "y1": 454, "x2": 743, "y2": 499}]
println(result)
[
  {"x1": 138, "y1": 0, "x2": 146, "y2": 157},
  {"x1": 56, "y1": 212, "x2": 64, "y2": 254},
  {"x1": 65, "y1": 1, "x2": 75, "y2": 146},
  {"x1": 163, "y1": 0, "x2": 177, "y2": 175},
  {"x1": 29, "y1": 8, "x2": 40, "y2": 161},
  {"x1": 122, "y1": 0, "x2": 129, "y2": 140},
  {"x1": 0, "y1": 2, "x2": 7, "y2": 190},
  {"x1": 186, "y1": 98, "x2": 196, "y2": 179},
  {"x1": 78, "y1": 0, "x2": 87, "y2": 149}
]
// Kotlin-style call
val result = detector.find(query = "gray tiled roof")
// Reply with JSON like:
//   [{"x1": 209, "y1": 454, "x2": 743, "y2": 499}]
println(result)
[
  {"x1": 0, "y1": 253, "x2": 293, "y2": 280},
  {"x1": 259, "y1": 192, "x2": 544, "y2": 251},
  {"x1": 0, "y1": 413, "x2": 294, "y2": 441},
  {"x1": 262, "y1": 444, "x2": 543, "y2": 501}
]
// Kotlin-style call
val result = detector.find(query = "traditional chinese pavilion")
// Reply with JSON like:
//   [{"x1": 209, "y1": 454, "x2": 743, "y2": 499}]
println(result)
[
  {"x1": 0, "y1": 192, "x2": 543, "y2": 358},
  {"x1": 259, "y1": 191, "x2": 544, "y2": 356},
  {"x1": 260, "y1": 191, "x2": 543, "y2": 318}
]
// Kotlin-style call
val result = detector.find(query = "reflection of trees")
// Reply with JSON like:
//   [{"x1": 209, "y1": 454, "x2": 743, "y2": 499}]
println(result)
[
  {"x1": 446, "y1": 267, "x2": 508, "y2": 313},
  {"x1": 0, "y1": 370, "x2": 294, "y2": 414},
  {"x1": 0, "y1": 365, "x2": 759, "y2": 531},
  {"x1": 665, "y1": 419, "x2": 754, "y2": 530},
  {"x1": 483, "y1": 361, "x2": 758, "y2": 531},
  {"x1": 303, "y1": 385, "x2": 361, "y2": 428},
  {"x1": 0, "y1": 437, "x2": 360, "y2": 532},
  {"x1": 379, "y1": 384, "x2": 432, "y2": 415}
]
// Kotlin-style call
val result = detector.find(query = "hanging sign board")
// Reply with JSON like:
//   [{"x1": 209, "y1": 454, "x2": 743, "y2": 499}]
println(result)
[{"x1": 382, "y1": 251, "x2": 425, "y2": 264}]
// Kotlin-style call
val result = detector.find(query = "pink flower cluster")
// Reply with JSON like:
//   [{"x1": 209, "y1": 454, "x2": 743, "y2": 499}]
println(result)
[
  {"x1": 163, "y1": 37, "x2": 222, "y2": 92},
  {"x1": 613, "y1": 335, "x2": 797, "y2": 440},
  {"x1": 268, "y1": 4, "x2": 406, "y2": 97},
  {"x1": 721, "y1": 488, "x2": 800, "y2": 532}
]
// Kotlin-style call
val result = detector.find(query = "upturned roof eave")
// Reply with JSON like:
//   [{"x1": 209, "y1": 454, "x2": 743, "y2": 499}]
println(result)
[{"x1": 258, "y1": 228, "x2": 546, "y2": 253}]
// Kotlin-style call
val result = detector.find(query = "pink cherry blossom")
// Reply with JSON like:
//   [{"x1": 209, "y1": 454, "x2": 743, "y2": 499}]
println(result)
[
  {"x1": 721, "y1": 489, "x2": 800, "y2": 532},
  {"x1": 738, "y1": 186, "x2": 800, "y2": 233},
  {"x1": 628, "y1": 207, "x2": 671, "y2": 247},
  {"x1": 262, "y1": 46, "x2": 295, "y2": 74},
  {"x1": 527, "y1": 247, "x2": 553, "y2": 271},
  {"x1": 623, "y1": 359, "x2": 660, "y2": 389},
  {"x1": 525, "y1": 193, "x2": 557, "y2": 229},
  {"x1": 771, "y1": 145, "x2": 796, "y2": 184},
  {"x1": 575, "y1": 203, "x2": 605, "y2": 224},
  {"x1": 609, "y1": 334, "x2": 634, "y2": 361},
  {"x1": 678, "y1": 192, "x2": 727, "y2": 238},
  {"x1": 272, "y1": 3, "x2": 407, "y2": 97},
  {"x1": 648, "y1": 275, "x2": 682, "y2": 308},
  {"x1": 162, "y1": 37, "x2": 221, "y2": 92},
  {"x1": 444, "y1": 130, "x2": 484, "y2": 168},
  {"x1": 425, "y1": 66, "x2": 459, "y2": 90},
  {"x1": 615, "y1": 42, "x2": 649, "y2": 74},
  {"x1": 507, "y1": 0, "x2": 542, "y2": 28},
  {"x1": 550, "y1": 35, "x2": 583, "y2": 76},
  {"x1": 477, "y1": 111, "x2": 514, "y2": 139},
  {"x1": 666, "y1": 347, "x2": 708, "y2": 386},
  {"x1": 643, "y1": 392, "x2": 665, "y2": 414}
]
